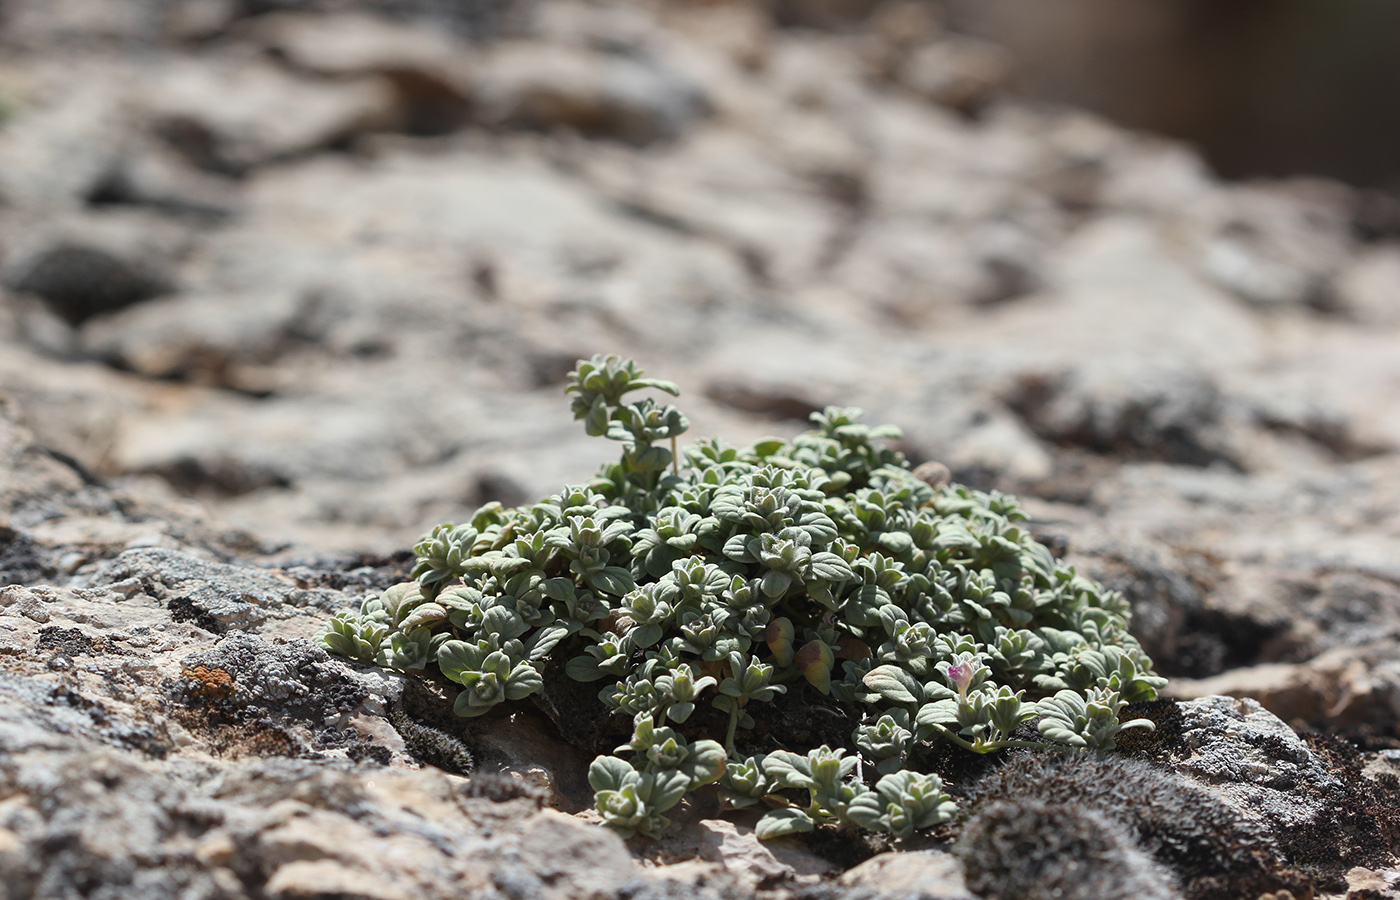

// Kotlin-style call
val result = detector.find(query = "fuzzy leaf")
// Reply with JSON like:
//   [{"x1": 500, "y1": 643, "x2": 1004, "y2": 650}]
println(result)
[
  {"x1": 645, "y1": 770, "x2": 691, "y2": 813},
  {"x1": 524, "y1": 623, "x2": 570, "y2": 661},
  {"x1": 760, "y1": 751, "x2": 813, "y2": 790},
  {"x1": 589, "y1": 755, "x2": 636, "y2": 793},
  {"x1": 808, "y1": 551, "x2": 853, "y2": 583},
  {"x1": 863, "y1": 665, "x2": 923, "y2": 705},
  {"x1": 504, "y1": 663, "x2": 544, "y2": 700},
  {"x1": 755, "y1": 808, "x2": 815, "y2": 840},
  {"x1": 565, "y1": 655, "x2": 608, "y2": 683},
  {"x1": 590, "y1": 567, "x2": 637, "y2": 597}
]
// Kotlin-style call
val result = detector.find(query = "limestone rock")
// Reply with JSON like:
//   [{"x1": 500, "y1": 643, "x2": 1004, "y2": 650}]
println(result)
[
  {"x1": 1336, "y1": 243, "x2": 1400, "y2": 325},
  {"x1": 1168, "y1": 695, "x2": 1397, "y2": 888},
  {"x1": 250, "y1": 11, "x2": 475, "y2": 136},
  {"x1": 838, "y1": 851, "x2": 976, "y2": 899},
  {"x1": 472, "y1": 41, "x2": 707, "y2": 145},
  {"x1": 82, "y1": 290, "x2": 312, "y2": 386},
  {"x1": 894, "y1": 35, "x2": 1012, "y2": 114},
  {"x1": 140, "y1": 55, "x2": 396, "y2": 174},
  {"x1": 0, "y1": 4, "x2": 1396, "y2": 898},
  {"x1": 90, "y1": 546, "x2": 348, "y2": 633}
]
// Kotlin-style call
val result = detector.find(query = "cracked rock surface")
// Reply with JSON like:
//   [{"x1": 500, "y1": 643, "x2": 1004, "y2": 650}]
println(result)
[{"x1": 1, "y1": 1, "x2": 1399, "y2": 898}]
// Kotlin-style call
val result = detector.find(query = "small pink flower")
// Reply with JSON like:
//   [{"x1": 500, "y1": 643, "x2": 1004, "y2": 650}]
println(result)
[
  {"x1": 943, "y1": 652, "x2": 981, "y2": 697},
  {"x1": 946, "y1": 663, "x2": 971, "y2": 690}
]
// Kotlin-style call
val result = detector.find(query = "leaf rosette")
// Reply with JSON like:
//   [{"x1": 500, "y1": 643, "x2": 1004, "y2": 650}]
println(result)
[{"x1": 320, "y1": 354, "x2": 1166, "y2": 841}]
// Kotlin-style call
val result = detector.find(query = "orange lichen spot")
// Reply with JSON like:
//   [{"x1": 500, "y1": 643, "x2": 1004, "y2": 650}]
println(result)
[{"x1": 183, "y1": 664, "x2": 235, "y2": 699}]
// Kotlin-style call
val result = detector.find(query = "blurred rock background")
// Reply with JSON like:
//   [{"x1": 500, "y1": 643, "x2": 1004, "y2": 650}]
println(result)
[
  {"x1": 2, "y1": 3, "x2": 1400, "y2": 897},
  {"x1": 2, "y1": 0, "x2": 1400, "y2": 741}
]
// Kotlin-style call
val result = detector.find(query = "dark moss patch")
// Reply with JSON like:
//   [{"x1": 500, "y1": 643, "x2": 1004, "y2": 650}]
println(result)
[
  {"x1": 460, "y1": 772, "x2": 549, "y2": 806},
  {"x1": 1292, "y1": 733, "x2": 1400, "y2": 887},
  {"x1": 530, "y1": 653, "x2": 633, "y2": 757},
  {"x1": 387, "y1": 704, "x2": 475, "y2": 776},
  {"x1": 315, "y1": 726, "x2": 393, "y2": 766},
  {"x1": 36, "y1": 626, "x2": 109, "y2": 657},
  {"x1": 167, "y1": 596, "x2": 223, "y2": 633},
  {"x1": 799, "y1": 825, "x2": 879, "y2": 871},
  {"x1": 0, "y1": 525, "x2": 49, "y2": 586},
  {"x1": 963, "y1": 751, "x2": 1309, "y2": 900}
]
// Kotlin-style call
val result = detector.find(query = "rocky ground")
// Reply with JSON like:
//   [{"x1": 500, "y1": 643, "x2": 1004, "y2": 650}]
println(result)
[{"x1": 1, "y1": 1, "x2": 1399, "y2": 898}]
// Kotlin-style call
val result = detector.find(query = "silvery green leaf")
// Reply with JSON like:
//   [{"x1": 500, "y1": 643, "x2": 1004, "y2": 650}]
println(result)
[
  {"x1": 628, "y1": 377, "x2": 681, "y2": 397},
  {"x1": 629, "y1": 445, "x2": 673, "y2": 472},
  {"x1": 761, "y1": 569, "x2": 792, "y2": 598},
  {"x1": 641, "y1": 769, "x2": 690, "y2": 813},
  {"x1": 755, "y1": 808, "x2": 815, "y2": 840},
  {"x1": 843, "y1": 584, "x2": 891, "y2": 627},
  {"x1": 382, "y1": 582, "x2": 427, "y2": 624},
  {"x1": 933, "y1": 522, "x2": 979, "y2": 550},
  {"x1": 877, "y1": 531, "x2": 914, "y2": 555},
  {"x1": 589, "y1": 754, "x2": 637, "y2": 793},
  {"x1": 589, "y1": 567, "x2": 635, "y2": 597},
  {"x1": 843, "y1": 789, "x2": 886, "y2": 832},
  {"x1": 808, "y1": 551, "x2": 853, "y2": 582},
  {"x1": 565, "y1": 655, "x2": 608, "y2": 682},
  {"x1": 681, "y1": 739, "x2": 727, "y2": 787},
  {"x1": 437, "y1": 586, "x2": 483, "y2": 611},
  {"x1": 388, "y1": 627, "x2": 432, "y2": 671},
  {"x1": 479, "y1": 604, "x2": 528, "y2": 641},
  {"x1": 1037, "y1": 721, "x2": 1088, "y2": 748},
  {"x1": 760, "y1": 750, "x2": 813, "y2": 790},
  {"x1": 437, "y1": 640, "x2": 482, "y2": 682},
  {"x1": 504, "y1": 662, "x2": 543, "y2": 700},
  {"x1": 399, "y1": 602, "x2": 447, "y2": 630},
  {"x1": 490, "y1": 556, "x2": 533, "y2": 577},
  {"x1": 862, "y1": 665, "x2": 923, "y2": 705},
  {"x1": 584, "y1": 395, "x2": 610, "y2": 437},
  {"x1": 541, "y1": 577, "x2": 576, "y2": 602},
  {"x1": 915, "y1": 699, "x2": 961, "y2": 731},
  {"x1": 524, "y1": 623, "x2": 570, "y2": 661},
  {"x1": 721, "y1": 533, "x2": 756, "y2": 563}
]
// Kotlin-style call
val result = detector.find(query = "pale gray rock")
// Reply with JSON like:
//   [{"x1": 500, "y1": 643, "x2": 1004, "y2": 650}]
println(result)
[
  {"x1": 0, "y1": 585, "x2": 53, "y2": 622},
  {"x1": 4, "y1": 212, "x2": 186, "y2": 327},
  {"x1": 82, "y1": 290, "x2": 314, "y2": 385},
  {"x1": 1195, "y1": 183, "x2": 1355, "y2": 311},
  {"x1": 838, "y1": 851, "x2": 977, "y2": 900},
  {"x1": 1170, "y1": 695, "x2": 1395, "y2": 882},
  {"x1": 1169, "y1": 642, "x2": 1400, "y2": 728},
  {"x1": 0, "y1": 403, "x2": 116, "y2": 527},
  {"x1": 178, "y1": 632, "x2": 373, "y2": 722},
  {"x1": 1004, "y1": 360, "x2": 1236, "y2": 469},
  {"x1": 89, "y1": 547, "x2": 350, "y2": 633},
  {"x1": 0, "y1": 5, "x2": 1395, "y2": 898},
  {"x1": 1336, "y1": 243, "x2": 1400, "y2": 325},
  {"x1": 472, "y1": 41, "x2": 707, "y2": 145},
  {"x1": 893, "y1": 35, "x2": 1012, "y2": 114},
  {"x1": 251, "y1": 10, "x2": 470, "y2": 80},
  {"x1": 140, "y1": 55, "x2": 396, "y2": 174},
  {"x1": 0, "y1": 75, "x2": 131, "y2": 208},
  {"x1": 249, "y1": 11, "x2": 475, "y2": 136},
  {"x1": 0, "y1": 0, "x2": 171, "y2": 46},
  {"x1": 85, "y1": 146, "x2": 243, "y2": 221}
]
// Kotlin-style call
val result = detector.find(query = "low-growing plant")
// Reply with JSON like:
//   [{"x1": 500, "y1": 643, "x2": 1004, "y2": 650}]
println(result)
[{"x1": 322, "y1": 355, "x2": 1164, "y2": 840}]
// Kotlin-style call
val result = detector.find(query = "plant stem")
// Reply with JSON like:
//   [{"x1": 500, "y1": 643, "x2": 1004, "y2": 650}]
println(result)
[{"x1": 923, "y1": 722, "x2": 1058, "y2": 754}]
